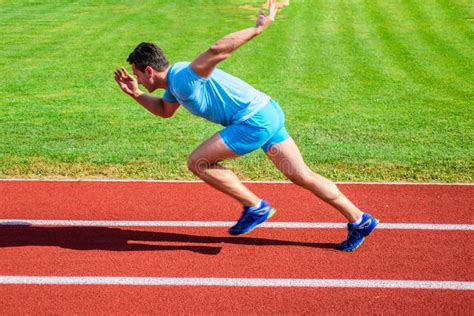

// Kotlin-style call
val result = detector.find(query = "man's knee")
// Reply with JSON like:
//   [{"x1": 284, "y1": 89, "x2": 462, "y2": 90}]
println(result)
[{"x1": 187, "y1": 155, "x2": 209, "y2": 175}]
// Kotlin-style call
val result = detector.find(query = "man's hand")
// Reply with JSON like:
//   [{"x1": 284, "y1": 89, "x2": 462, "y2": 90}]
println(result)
[
  {"x1": 256, "y1": 0, "x2": 277, "y2": 33},
  {"x1": 114, "y1": 67, "x2": 142, "y2": 98}
]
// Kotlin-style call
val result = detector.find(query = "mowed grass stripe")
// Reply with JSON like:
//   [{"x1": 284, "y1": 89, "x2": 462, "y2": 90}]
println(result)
[
  {"x1": 281, "y1": 2, "x2": 322, "y2": 97},
  {"x1": 322, "y1": 0, "x2": 352, "y2": 96},
  {"x1": 415, "y1": 0, "x2": 473, "y2": 61},
  {"x1": 338, "y1": 0, "x2": 386, "y2": 97},
  {"x1": 355, "y1": 2, "x2": 413, "y2": 86},
  {"x1": 348, "y1": 3, "x2": 411, "y2": 95},
  {"x1": 397, "y1": 0, "x2": 472, "y2": 95},
  {"x1": 436, "y1": 0, "x2": 474, "y2": 41},
  {"x1": 0, "y1": 2, "x2": 72, "y2": 27},
  {"x1": 365, "y1": 0, "x2": 467, "y2": 100},
  {"x1": 362, "y1": 0, "x2": 426, "y2": 93}
]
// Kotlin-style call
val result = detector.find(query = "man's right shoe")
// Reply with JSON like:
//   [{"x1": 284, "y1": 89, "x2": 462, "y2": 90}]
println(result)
[
  {"x1": 337, "y1": 213, "x2": 379, "y2": 252},
  {"x1": 229, "y1": 200, "x2": 276, "y2": 236}
]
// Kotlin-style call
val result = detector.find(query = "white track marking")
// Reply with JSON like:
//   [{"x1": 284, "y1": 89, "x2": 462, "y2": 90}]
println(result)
[
  {"x1": 0, "y1": 276, "x2": 472, "y2": 290},
  {"x1": 0, "y1": 220, "x2": 473, "y2": 231},
  {"x1": 0, "y1": 179, "x2": 472, "y2": 185}
]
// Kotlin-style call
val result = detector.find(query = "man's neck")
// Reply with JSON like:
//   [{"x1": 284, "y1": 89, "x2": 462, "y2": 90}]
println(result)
[{"x1": 154, "y1": 65, "x2": 171, "y2": 90}]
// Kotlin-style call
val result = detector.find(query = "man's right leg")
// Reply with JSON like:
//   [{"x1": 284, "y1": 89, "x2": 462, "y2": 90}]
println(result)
[
  {"x1": 187, "y1": 132, "x2": 260, "y2": 207},
  {"x1": 187, "y1": 131, "x2": 276, "y2": 235}
]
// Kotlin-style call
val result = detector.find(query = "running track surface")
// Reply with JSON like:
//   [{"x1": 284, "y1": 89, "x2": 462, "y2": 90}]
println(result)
[{"x1": 1, "y1": 180, "x2": 473, "y2": 314}]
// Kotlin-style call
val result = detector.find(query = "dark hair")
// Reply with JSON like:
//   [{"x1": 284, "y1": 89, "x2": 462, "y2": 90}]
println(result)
[{"x1": 127, "y1": 42, "x2": 169, "y2": 72}]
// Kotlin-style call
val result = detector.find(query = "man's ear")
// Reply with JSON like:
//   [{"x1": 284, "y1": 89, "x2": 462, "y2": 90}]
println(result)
[{"x1": 145, "y1": 66, "x2": 154, "y2": 77}]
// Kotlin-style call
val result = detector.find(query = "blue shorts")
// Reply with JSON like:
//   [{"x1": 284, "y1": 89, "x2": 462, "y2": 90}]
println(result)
[{"x1": 220, "y1": 100, "x2": 290, "y2": 156}]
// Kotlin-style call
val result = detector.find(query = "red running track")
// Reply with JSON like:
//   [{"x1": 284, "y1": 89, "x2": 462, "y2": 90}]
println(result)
[
  {"x1": 0, "y1": 180, "x2": 473, "y2": 314},
  {"x1": 0, "y1": 227, "x2": 472, "y2": 281},
  {"x1": 2, "y1": 286, "x2": 472, "y2": 315},
  {"x1": 1, "y1": 181, "x2": 473, "y2": 222}
]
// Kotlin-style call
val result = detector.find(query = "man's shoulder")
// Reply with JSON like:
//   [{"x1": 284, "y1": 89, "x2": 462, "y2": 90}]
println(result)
[
  {"x1": 170, "y1": 62, "x2": 191, "y2": 73},
  {"x1": 167, "y1": 62, "x2": 207, "y2": 99},
  {"x1": 169, "y1": 61, "x2": 207, "y2": 87},
  {"x1": 167, "y1": 62, "x2": 190, "y2": 89}
]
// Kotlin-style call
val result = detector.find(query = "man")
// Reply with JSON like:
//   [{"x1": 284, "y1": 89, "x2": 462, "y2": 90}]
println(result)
[{"x1": 114, "y1": 0, "x2": 378, "y2": 251}]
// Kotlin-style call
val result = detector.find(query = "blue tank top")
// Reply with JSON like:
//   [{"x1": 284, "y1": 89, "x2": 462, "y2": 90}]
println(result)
[{"x1": 162, "y1": 62, "x2": 270, "y2": 126}]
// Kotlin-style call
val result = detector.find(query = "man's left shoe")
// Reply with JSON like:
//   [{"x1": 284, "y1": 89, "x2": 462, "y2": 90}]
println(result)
[
  {"x1": 338, "y1": 213, "x2": 379, "y2": 252},
  {"x1": 229, "y1": 200, "x2": 276, "y2": 236}
]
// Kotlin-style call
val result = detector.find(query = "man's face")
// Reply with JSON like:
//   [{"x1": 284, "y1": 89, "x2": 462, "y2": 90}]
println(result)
[{"x1": 131, "y1": 64, "x2": 153, "y2": 92}]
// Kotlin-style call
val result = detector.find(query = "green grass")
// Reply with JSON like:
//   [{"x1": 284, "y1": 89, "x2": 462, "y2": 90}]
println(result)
[{"x1": 0, "y1": 0, "x2": 473, "y2": 182}]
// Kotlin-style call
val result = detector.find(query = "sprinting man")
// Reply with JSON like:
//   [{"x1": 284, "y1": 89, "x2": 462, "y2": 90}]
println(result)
[{"x1": 114, "y1": 0, "x2": 378, "y2": 251}]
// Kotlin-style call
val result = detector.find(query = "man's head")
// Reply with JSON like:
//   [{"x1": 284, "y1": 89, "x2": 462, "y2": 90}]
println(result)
[{"x1": 127, "y1": 42, "x2": 170, "y2": 92}]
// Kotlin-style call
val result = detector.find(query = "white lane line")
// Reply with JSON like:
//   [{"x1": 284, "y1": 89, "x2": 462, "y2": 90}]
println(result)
[
  {"x1": 0, "y1": 220, "x2": 473, "y2": 231},
  {"x1": 0, "y1": 276, "x2": 472, "y2": 290},
  {"x1": 0, "y1": 179, "x2": 472, "y2": 185}
]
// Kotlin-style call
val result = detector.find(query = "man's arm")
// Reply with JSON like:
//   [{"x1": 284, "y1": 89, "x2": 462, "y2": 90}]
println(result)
[
  {"x1": 191, "y1": 0, "x2": 278, "y2": 79},
  {"x1": 131, "y1": 92, "x2": 180, "y2": 118},
  {"x1": 114, "y1": 67, "x2": 180, "y2": 118}
]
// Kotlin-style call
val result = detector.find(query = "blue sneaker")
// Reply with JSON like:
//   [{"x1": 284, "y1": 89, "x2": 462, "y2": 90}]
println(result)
[
  {"x1": 338, "y1": 213, "x2": 379, "y2": 252},
  {"x1": 229, "y1": 200, "x2": 276, "y2": 235}
]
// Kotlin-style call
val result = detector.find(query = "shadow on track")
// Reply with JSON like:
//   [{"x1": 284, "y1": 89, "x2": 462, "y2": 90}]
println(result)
[{"x1": 0, "y1": 225, "x2": 338, "y2": 255}]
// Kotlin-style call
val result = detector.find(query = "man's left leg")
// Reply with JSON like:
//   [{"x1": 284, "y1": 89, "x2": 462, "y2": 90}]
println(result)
[{"x1": 265, "y1": 138, "x2": 363, "y2": 222}]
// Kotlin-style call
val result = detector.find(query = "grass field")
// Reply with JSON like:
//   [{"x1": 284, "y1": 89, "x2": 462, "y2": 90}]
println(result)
[{"x1": 0, "y1": 0, "x2": 473, "y2": 182}]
